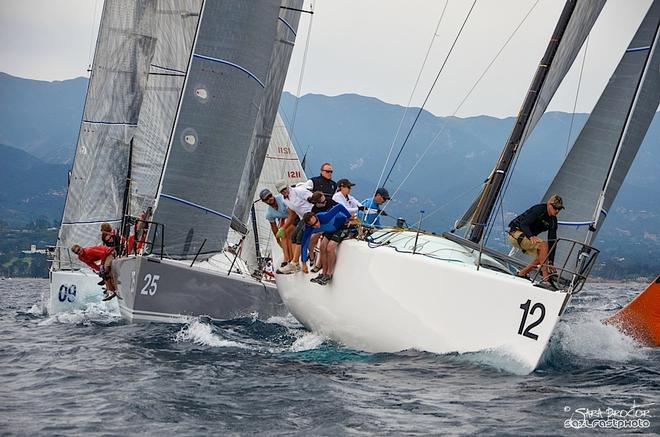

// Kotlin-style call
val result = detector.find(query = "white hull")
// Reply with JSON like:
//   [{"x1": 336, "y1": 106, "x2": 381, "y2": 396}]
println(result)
[
  {"x1": 46, "y1": 269, "x2": 118, "y2": 314},
  {"x1": 276, "y1": 231, "x2": 571, "y2": 374}
]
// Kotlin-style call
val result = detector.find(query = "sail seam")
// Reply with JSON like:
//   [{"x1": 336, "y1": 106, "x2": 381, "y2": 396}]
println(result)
[
  {"x1": 159, "y1": 193, "x2": 232, "y2": 220},
  {"x1": 192, "y1": 54, "x2": 266, "y2": 87},
  {"x1": 82, "y1": 119, "x2": 138, "y2": 126}
]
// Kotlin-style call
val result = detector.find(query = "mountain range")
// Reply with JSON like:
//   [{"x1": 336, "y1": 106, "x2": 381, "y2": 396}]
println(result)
[{"x1": 0, "y1": 72, "x2": 657, "y2": 277}]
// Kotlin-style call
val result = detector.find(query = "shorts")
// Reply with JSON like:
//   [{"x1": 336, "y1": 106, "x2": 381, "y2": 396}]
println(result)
[
  {"x1": 508, "y1": 230, "x2": 539, "y2": 258},
  {"x1": 325, "y1": 227, "x2": 355, "y2": 244},
  {"x1": 292, "y1": 219, "x2": 305, "y2": 245}
]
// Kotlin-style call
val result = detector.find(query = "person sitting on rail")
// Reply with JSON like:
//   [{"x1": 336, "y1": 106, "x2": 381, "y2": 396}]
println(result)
[
  {"x1": 358, "y1": 187, "x2": 390, "y2": 227},
  {"x1": 259, "y1": 188, "x2": 292, "y2": 268},
  {"x1": 71, "y1": 244, "x2": 118, "y2": 301},
  {"x1": 508, "y1": 194, "x2": 564, "y2": 288},
  {"x1": 300, "y1": 203, "x2": 352, "y2": 286}
]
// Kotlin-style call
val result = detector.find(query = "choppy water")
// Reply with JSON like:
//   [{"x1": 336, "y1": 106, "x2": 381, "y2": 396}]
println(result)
[{"x1": 1, "y1": 278, "x2": 659, "y2": 435}]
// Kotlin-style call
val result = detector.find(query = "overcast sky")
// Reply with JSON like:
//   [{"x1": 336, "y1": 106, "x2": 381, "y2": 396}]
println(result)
[{"x1": 0, "y1": 0, "x2": 653, "y2": 117}]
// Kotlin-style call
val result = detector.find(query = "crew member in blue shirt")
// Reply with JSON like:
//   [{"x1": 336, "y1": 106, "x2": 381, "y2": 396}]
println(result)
[
  {"x1": 260, "y1": 188, "x2": 292, "y2": 266},
  {"x1": 358, "y1": 187, "x2": 390, "y2": 227},
  {"x1": 300, "y1": 203, "x2": 351, "y2": 285}
]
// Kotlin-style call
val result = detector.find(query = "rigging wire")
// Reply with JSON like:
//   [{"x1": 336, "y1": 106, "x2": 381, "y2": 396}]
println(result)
[
  {"x1": 384, "y1": 0, "x2": 541, "y2": 211},
  {"x1": 86, "y1": 0, "x2": 100, "y2": 71},
  {"x1": 382, "y1": 0, "x2": 478, "y2": 188},
  {"x1": 371, "y1": 0, "x2": 449, "y2": 198},
  {"x1": 564, "y1": 35, "x2": 589, "y2": 157},
  {"x1": 285, "y1": 0, "x2": 316, "y2": 155}
]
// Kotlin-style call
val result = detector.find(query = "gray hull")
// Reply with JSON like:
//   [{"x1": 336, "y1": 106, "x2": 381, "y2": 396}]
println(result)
[{"x1": 113, "y1": 256, "x2": 286, "y2": 323}]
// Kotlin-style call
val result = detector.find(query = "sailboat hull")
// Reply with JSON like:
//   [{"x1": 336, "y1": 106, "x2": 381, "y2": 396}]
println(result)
[
  {"x1": 46, "y1": 269, "x2": 117, "y2": 315},
  {"x1": 276, "y1": 235, "x2": 571, "y2": 374},
  {"x1": 113, "y1": 255, "x2": 286, "y2": 323}
]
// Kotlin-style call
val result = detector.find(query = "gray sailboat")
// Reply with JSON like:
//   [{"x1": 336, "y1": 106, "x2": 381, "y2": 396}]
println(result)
[{"x1": 113, "y1": 0, "x2": 305, "y2": 323}]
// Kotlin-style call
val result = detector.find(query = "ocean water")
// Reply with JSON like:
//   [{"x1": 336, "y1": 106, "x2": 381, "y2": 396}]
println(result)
[{"x1": 1, "y1": 278, "x2": 659, "y2": 436}]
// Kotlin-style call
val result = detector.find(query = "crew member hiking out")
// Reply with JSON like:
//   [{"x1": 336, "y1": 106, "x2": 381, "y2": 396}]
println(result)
[
  {"x1": 508, "y1": 194, "x2": 564, "y2": 288},
  {"x1": 300, "y1": 203, "x2": 352, "y2": 286},
  {"x1": 71, "y1": 244, "x2": 118, "y2": 300},
  {"x1": 259, "y1": 188, "x2": 292, "y2": 268}
]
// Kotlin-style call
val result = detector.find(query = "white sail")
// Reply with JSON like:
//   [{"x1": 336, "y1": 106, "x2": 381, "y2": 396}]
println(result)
[{"x1": 55, "y1": 0, "x2": 156, "y2": 270}]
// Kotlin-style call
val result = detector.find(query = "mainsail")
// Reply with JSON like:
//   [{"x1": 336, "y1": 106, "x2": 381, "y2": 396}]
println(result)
[
  {"x1": 56, "y1": 0, "x2": 156, "y2": 268},
  {"x1": 151, "y1": 0, "x2": 297, "y2": 260},
  {"x1": 543, "y1": 0, "x2": 660, "y2": 273},
  {"x1": 458, "y1": 0, "x2": 606, "y2": 242},
  {"x1": 128, "y1": 1, "x2": 203, "y2": 218},
  {"x1": 232, "y1": 0, "x2": 304, "y2": 228}
]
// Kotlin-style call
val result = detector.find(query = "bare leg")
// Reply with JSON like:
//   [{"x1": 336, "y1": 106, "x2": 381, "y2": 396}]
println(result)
[
  {"x1": 309, "y1": 233, "x2": 320, "y2": 265},
  {"x1": 325, "y1": 241, "x2": 339, "y2": 276},
  {"x1": 292, "y1": 244, "x2": 301, "y2": 264},
  {"x1": 319, "y1": 237, "x2": 328, "y2": 272},
  {"x1": 537, "y1": 241, "x2": 551, "y2": 279}
]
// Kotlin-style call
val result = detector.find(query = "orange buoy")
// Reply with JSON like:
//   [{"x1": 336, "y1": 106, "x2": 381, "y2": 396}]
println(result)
[{"x1": 604, "y1": 275, "x2": 660, "y2": 346}]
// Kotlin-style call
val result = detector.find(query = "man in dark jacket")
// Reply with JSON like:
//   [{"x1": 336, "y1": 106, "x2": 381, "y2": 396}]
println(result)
[{"x1": 508, "y1": 194, "x2": 564, "y2": 283}]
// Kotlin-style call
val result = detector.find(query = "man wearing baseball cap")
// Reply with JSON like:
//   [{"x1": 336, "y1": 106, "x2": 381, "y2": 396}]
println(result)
[
  {"x1": 259, "y1": 188, "x2": 292, "y2": 267},
  {"x1": 508, "y1": 194, "x2": 564, "y2": 288},
  {"x1": 358, "y1": 187, "x2": 390, "y2": 227}
]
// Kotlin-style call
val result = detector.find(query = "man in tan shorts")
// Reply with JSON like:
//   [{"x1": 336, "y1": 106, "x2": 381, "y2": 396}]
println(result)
[{"x1": 508, "y1": 195, "x2": 564, "y2": 285}]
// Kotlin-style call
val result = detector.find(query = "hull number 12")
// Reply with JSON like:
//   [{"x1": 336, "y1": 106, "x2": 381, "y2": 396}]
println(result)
[{"x1": 518, "y1": 299, "x2": 545, "y2": 340}]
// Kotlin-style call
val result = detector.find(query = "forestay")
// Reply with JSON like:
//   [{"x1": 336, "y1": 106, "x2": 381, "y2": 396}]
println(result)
[
  {"x1": 544, "y1": 0, "x2": 660, "y2": 274},
  {"x1": 56, "y1": 0, "x2": 156, "y2": 269}
]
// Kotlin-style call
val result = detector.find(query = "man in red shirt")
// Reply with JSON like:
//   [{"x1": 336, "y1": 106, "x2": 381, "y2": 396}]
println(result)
[{"x1": 71, "y1": 244, "x2": 118, "y2": 300}]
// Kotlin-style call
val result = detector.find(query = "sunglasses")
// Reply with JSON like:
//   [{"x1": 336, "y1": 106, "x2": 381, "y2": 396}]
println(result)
[
  {"x1": 322, "y1": 169, "x2": 333, "y2": 173},
  {"x1": 262, "y1": 194, "x2": 274, "y2": 202}
]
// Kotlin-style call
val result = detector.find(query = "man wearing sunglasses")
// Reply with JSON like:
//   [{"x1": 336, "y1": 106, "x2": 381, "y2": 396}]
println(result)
[
  {"x1": 508, "y1": 194, "x2": 564, "y2": 287},
  {"x1": 259, "y1": 188, "x2": 292, "y2": 267},
  {"x1": 303, "y1": 162, "x2": 337, "y2": 209}
]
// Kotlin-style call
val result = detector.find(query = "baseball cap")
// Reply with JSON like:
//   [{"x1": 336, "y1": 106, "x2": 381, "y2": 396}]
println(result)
[
  {"x1": 337, "y1": 178, "x2": 355, "y2": 188},
  {"x1": 259, "y1": 188, "x2": 272, "y2": 200},
  {"x1": 549, "y1": 194, "x2": 564, "y2": 210},
  {"x1": 275, "y1": 179, "x2": 289, "y2": 193},
  {"x1": 376, "y1": 187, "x2": 390, "y2": 200}
]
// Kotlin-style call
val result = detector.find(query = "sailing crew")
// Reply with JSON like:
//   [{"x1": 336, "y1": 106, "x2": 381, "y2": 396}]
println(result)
[
  {"x1": 276, "y1": 180, "x2": 314, "y2": 274},
  {"x1": 508, "y1": 194, "x2": 564, "y2": 287},
  {"x1": 332, "y1": 178, "x2": 363, "y2": 216},
  {"x1": 70, "y1": 244, "x2": 118, "y2": 300},
  {"x1": 300, "y1": 203, "x2": 352, "y2": 285},
  {"x1": 358, "y1": 187, "x2": 390, "y2": 227},
  {"x1": 259, "y1": 188, "x2": 292, "y2": 267}
]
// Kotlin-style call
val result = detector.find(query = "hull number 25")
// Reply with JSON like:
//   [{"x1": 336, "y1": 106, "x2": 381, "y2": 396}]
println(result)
[
  {"x1": 518, "y1": 299, "x2": 546, "y2": 341},
  {"x1": 141, "y1": 274, "x2": 160, "y2": 296}
]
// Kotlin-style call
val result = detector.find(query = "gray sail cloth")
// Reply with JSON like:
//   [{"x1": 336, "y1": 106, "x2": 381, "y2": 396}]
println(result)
[
  {"x1": 455, "y1": 0, "x2": 606, "y2": 232},
  {"x1": 543, "y1": 0, "x2": 660, "y2": 273},
  {"x1": 56, "y1": 0, "x2": 156, "y2": 269},
  {"x1": 151, "y1": 0, "x2": 282, "y2": 259},
  {"x1": 232, "y1": 0, "x2": 304, "y2": 228},
  {"x1": 128, "y1": 1, "x2": 203, "y2": 218}
]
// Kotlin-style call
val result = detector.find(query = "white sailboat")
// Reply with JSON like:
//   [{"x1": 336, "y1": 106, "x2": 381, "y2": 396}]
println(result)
[
  {"x1": 112, "y1": 0, "x2": 308, "y2": 323},
  {"x1": 276, "y1": 0, "x2": 660, "y2": 374},
  {"x1": 46, "y1": 0, "x2": 172, "y2": 314}
]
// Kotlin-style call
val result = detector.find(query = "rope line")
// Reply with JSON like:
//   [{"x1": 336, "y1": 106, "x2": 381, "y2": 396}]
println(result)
[
  {"x1": 371, "y1": 0, "x2": 449, "y2": 199},
  {"x1": 565, "y1": 35, "x2": 589, "y2": 156},
  {"x1": 382, "y1": 0, "x2": 479, "y2": 187}
]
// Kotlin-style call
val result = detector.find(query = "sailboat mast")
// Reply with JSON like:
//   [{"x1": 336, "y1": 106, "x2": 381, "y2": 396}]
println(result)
[{"x1": 467, "y1": 0, "x2": 577, "y2": 243}]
